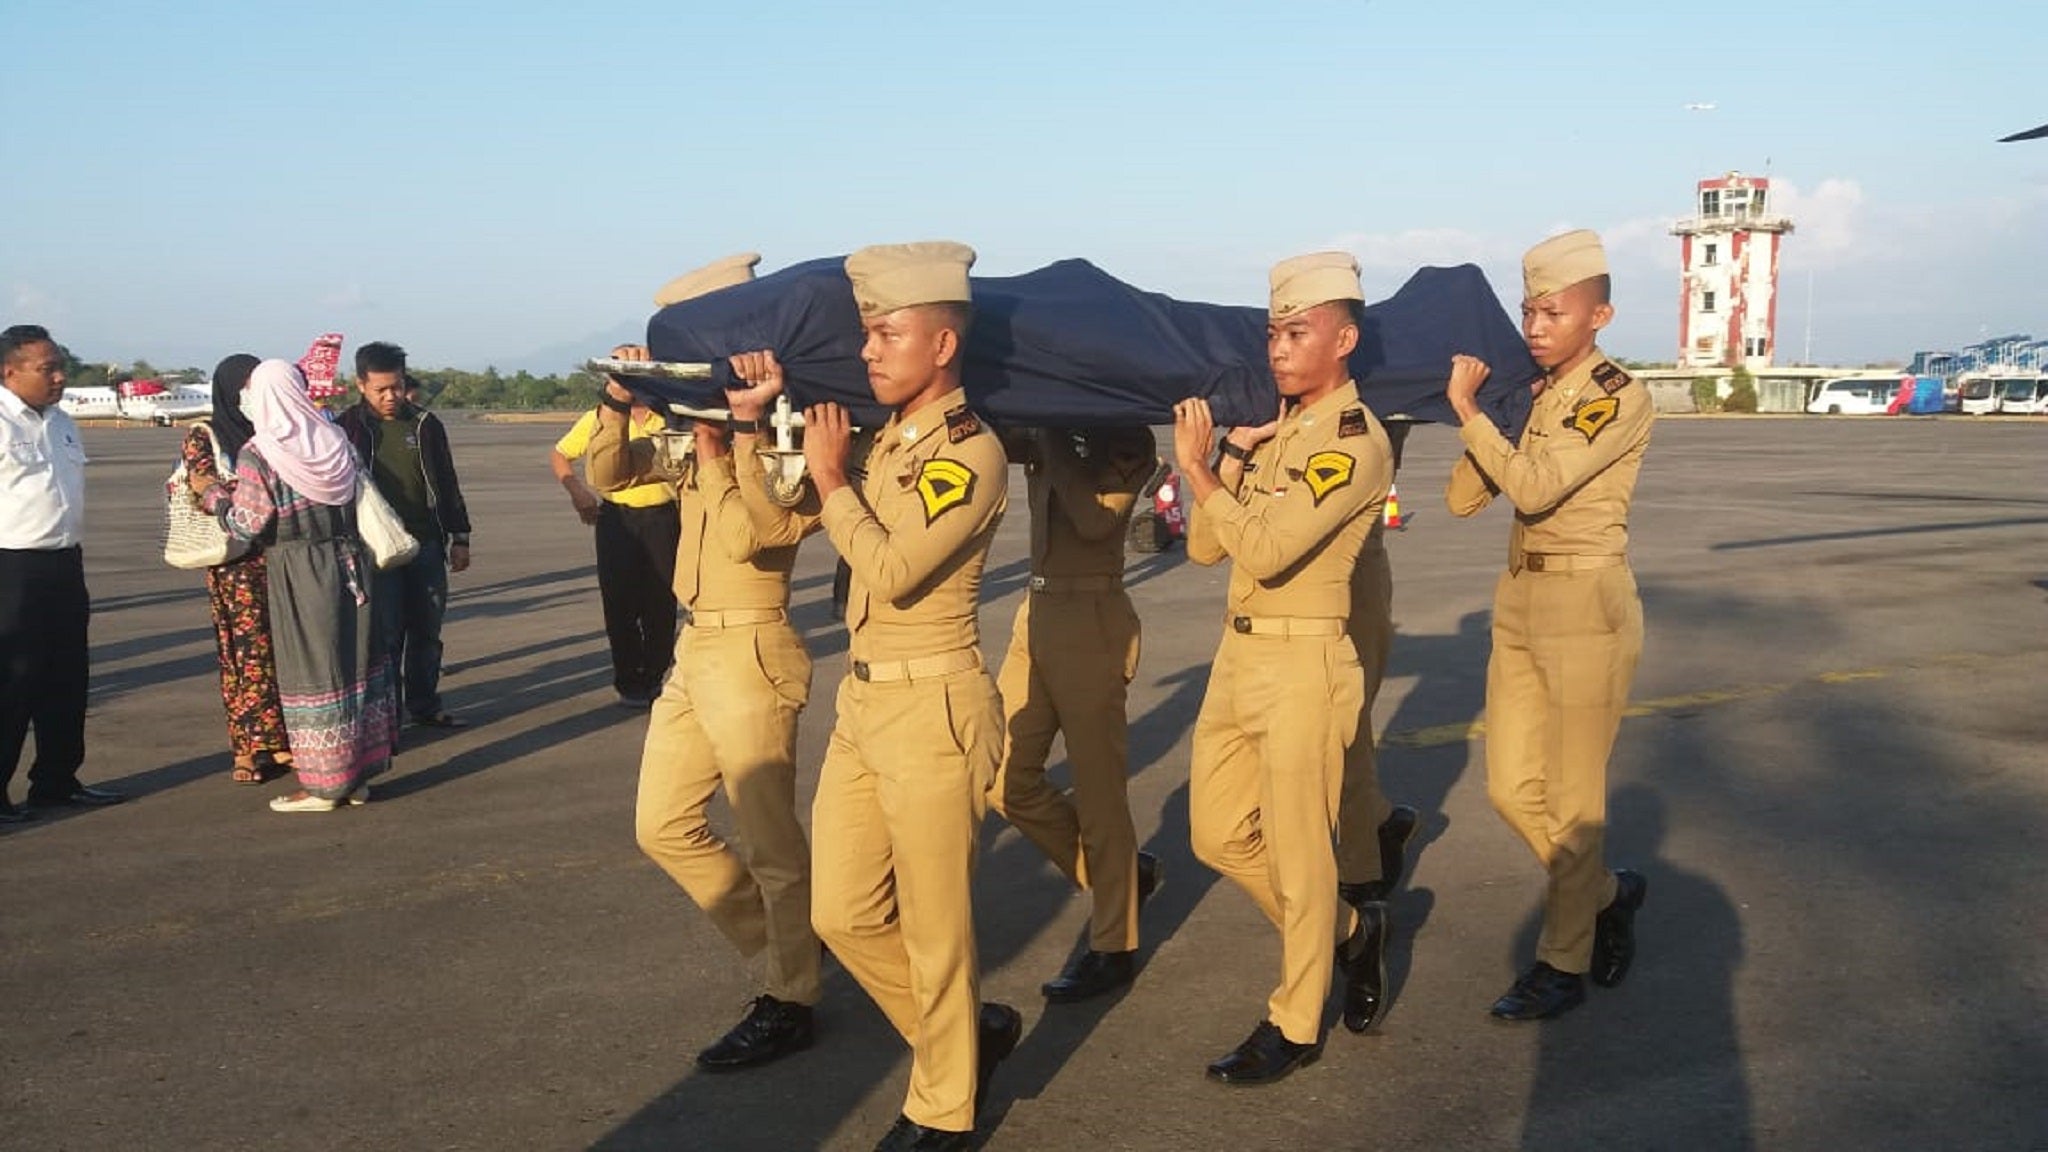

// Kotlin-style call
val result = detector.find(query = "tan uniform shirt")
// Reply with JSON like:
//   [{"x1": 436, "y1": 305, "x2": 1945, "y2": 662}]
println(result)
[
  {"x1": 1189, "y1": 382, "x2": 1393, "y2": 618},
  {"x1": 1025, "y1": 430, "x2": 1151, "y2": 579},
  {"x1": 586, "y1": 421, "x2": 817, "y2": 611},
  {"x1": 1447, "y1": 349, "x2": 1654, "y2": 566},
  {"x1": 821, "y1": 389, "x2": 1007, "y2": 661}
]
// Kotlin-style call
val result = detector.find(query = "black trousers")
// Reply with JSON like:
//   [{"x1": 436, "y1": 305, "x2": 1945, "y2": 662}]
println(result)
[
  {"x1": 594, "y1": 502, "x2": 680, "y2": 697},
  {"x1": 0, "y1": 546, "x2": 90, "y2": 799}
]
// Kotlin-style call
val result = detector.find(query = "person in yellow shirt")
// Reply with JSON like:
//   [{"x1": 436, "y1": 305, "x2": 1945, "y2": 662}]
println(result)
[{"x1": 550, "y1": 402, "x2": 677, "y2": 707}]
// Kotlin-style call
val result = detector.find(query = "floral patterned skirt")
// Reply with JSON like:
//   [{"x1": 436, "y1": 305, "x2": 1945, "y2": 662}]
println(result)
[{"x1": 205, "y1": 555, "x2": 289, "y2": 759}]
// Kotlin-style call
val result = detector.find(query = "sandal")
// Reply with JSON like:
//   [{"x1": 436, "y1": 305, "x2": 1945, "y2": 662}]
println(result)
[
  {"x1": 232, "y1": 758, "x2": 264, "y2": 785},
  {"x1": 270, "y1": 792, "x2": 339, "y2": 813}
]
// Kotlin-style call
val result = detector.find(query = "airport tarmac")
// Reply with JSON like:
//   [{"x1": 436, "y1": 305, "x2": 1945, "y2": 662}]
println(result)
[{"x1": 3, "y1": 415, "x2": 2044, "y2": 1152}]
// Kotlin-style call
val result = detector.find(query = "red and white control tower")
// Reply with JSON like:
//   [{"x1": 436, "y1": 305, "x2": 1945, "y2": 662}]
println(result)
[{"x1": 1671, "y1": 172, "x2": 1794, "y2": 369}]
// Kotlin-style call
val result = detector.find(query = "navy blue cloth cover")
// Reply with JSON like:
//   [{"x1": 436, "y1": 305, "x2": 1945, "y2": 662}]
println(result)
[{"x1": 639, "y1": 257, "x2": 1535, "y2": 438}]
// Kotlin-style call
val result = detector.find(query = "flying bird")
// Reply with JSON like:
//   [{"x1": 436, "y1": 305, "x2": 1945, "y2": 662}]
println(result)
[{"x1": 1683, "y1": 102, "x2": 1717, "y2": 111}]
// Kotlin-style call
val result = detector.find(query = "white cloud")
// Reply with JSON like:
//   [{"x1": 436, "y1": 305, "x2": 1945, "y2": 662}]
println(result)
[
  {"x1": 1769, "y1": 178, "x2": 1865, "y2": 263},
  {"x1": 319, "y1": 282, "x2": 374, "y2": 311},
  {"x1": 10, "y1": 283, "x2": 63, "y2": 319}
]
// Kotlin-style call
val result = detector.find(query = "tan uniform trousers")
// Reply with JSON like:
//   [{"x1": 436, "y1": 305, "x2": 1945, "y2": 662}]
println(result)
[
  {"x1": 990, "y1": 591, "x2": 1142, "y2": 953},
  {"x1": 1336, "y1": 540, "x2": 1395, "y2": 885},
  {"x1": 634, "y1": 618, "x2": 820, "y2": 1005},
  {"x1": 1484, "y1": 564, "x2": 1642, "y2": 973},
  {"x1": 1190, "y1": 629, "x2": 1363, "y2": 1045},
  {"x1": 811, "y1": 662, "x2": 1002, "y2": 1133}
]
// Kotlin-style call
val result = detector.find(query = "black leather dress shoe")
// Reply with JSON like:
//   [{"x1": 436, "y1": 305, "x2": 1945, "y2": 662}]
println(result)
[
  {"x1": 976, "y1": 1000, "x2": 1022, "y2": 1109},
  {"x1": 1339, "y1": 901, "x2": 1389, "y2": 1033},
  {"x1": 872, "y1": 1114, "x2": 972, "y2": 1151},
  {"x1": 1489, "y1": 962, "x2": 1586, "y2": 1022},
  {"x1": 1591, "y1": 868, "x2": 1648, "y2": 988},
  {"x1": 1041, "y1": 949, "x2": 1135, "y2": 1003},
  {"x1": 695, "y1": 995, "x2": 815, "y2": 1072},
  {"x1": 1137, "y1": 850, "x2": 1163, "y2": 904},
  {"x1": 26, "y1": 785, "x2": 125, "y2": 808},
  {"x1": 1337, "y1": 805, "x2": 1418, "y2": 906},
  {"x1": 1205, "y1": 1020, "x2": 1321, "y2": 1085},
  {"x1": 0, "y1": 800, "x2": 36, "y2": 824}
]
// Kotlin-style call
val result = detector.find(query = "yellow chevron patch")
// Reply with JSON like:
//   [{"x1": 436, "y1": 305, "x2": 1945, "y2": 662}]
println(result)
[
  {"x1": 1303, "y1": 450, "x2": 1355, "y2": 505},
  {"x1": 916, "y1": 458, "x2": 976, "y2": 524},
  {"x1": 1569, "y1": 396, "x2": 1620, "y2": 443}
]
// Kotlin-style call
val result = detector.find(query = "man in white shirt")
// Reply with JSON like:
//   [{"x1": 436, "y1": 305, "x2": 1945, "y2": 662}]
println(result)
[{"x1": 0, "y1": 325, "x2": 123, "y2": 821}]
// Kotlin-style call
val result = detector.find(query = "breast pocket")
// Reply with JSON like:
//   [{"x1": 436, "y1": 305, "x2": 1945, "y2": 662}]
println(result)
[{"x1": 6, "y1": 440, "x2": 50, "y2": 471}]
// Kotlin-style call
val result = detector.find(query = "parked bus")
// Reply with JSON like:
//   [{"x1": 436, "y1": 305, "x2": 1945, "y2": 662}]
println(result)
[
  {"x1": 1805, "y1": 376, "x2": 1899, "y2": 415},
  {"x1": 1957, "y1": 372, "x2": 2048, "y2": 415}
]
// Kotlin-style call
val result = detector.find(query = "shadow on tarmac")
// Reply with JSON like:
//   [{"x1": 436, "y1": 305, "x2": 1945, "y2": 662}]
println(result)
[
  {"x1": 1710, "y1": 515, "x2": 2048, "y2": 551},
  {"x1": 1376, "y1": 607, "x2": 1492, "y2": 878},
  {"x1": 1510, "y1": 784, "x2": 1750, "y2": 1152}
]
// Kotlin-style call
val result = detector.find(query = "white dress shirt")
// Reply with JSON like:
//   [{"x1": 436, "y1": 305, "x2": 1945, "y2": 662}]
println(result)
[{"x1": 0, "y1": 387, "x2": 88, "y2": 550}]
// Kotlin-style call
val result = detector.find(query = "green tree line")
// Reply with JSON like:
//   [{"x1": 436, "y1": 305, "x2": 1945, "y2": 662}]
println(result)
[{"x1": 53, "y1": 345, "x2": 606, "y2": 411}]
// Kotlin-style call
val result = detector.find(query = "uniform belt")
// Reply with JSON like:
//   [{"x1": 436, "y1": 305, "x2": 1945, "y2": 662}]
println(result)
[
  {"x1": 1028, "y1": 575, "x2": 1123, "y2": 594},
  {"x1": 851, "y1": 648, "x2": 981, "y2": 683},
  {"x1": 1228, "y1": 615, "x2": 1346, "y2": 637},
  {"x1": 1517, "y1": 553, "x2": 1626, "y2": 574},
  {"x1": 684, "y1": 607, "x2": 787, "y2": 628}
]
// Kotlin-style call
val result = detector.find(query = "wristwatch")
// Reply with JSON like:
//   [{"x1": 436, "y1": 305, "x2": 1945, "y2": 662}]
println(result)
[
  {"x1": 727, "y1": 416, "x2": 763, "y2": 434},
  {"x1": 1220, "y1": 439, "x2": 1252, "y2": 461},
  {"x1": 600, "y1": 392, "x2": 633, "y2": 414}
]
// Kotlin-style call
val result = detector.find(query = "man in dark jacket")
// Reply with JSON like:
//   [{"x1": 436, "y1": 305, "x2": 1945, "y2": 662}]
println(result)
[{"x1": 339, "y1": 342, "x2": 473, "y2": 728}]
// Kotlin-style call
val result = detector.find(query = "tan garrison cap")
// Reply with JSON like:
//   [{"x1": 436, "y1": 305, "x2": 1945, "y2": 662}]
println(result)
[
  {"x1": 844, "y1": 241, "x2": 976, "y2": 319},
  {"x1": 1269, "y1": 251, "x2": 1365, "y2": 319},
  {"x1": 1523, "y1": 230, "x2": 1607, "y2": 299},
  {"x1": 653, "y1": 252, "x2": 761, "y2": 307}
]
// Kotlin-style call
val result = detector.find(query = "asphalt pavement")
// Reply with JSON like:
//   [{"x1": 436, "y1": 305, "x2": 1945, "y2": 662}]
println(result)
[{"x1": 3, "y1": 414, "x2": 2044, "y2": 1152}]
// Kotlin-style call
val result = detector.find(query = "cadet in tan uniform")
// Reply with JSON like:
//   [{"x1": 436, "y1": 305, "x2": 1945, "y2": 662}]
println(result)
[
  {"x1": 590, "y1": 252, "x2": 828, "y2": 1073},
  {"x1": 1176, "y1": 252, "x2": 1392, "y2": 1085},
  {"x1": 1443, "y1": 230, "x2": 1653, "y2": 1022},
  {"x1": 1331, "y1": 422, "x2": 1419, "y2": 1035},
  {"x1": 990, "y1": 425, "x2": 1161, "y2": 1003},
  {"x1": 800, "y1": 242, "x2": 1019, "y2": 1152}
]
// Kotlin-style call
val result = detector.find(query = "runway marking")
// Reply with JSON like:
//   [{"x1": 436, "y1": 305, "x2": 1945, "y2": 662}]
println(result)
[{"x1": 1379, "y1": 650, "x2": 2014, "y2": 749}]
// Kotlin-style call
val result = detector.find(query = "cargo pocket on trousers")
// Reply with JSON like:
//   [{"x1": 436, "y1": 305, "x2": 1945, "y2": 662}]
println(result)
[{"x1": 752, "y1": 629, "x2": 812, "y2": 710}]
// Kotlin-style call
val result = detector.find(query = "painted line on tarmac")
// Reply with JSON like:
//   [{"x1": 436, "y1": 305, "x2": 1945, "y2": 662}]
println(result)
[{"x1": 1379, "y1": 649, "x2": 2010, "y2": 749}]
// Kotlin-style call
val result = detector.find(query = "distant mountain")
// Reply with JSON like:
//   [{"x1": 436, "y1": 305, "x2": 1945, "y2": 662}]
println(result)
[{"x1": 493, "y1": 319, "x2": 645, "y2": 376}]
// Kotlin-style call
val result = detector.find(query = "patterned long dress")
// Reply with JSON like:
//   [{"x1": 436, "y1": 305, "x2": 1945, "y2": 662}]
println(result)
[
  {"x1": 202, "y1": 450, "x2": 397, "y2": 799},
  {"x1": 182, "y1": 424, "x2": 289, "y2": 763}
]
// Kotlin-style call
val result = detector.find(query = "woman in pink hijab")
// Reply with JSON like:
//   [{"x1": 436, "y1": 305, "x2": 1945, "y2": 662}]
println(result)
[{"x1": 201, "y1": 359, "x2": 397, "y2": 812}]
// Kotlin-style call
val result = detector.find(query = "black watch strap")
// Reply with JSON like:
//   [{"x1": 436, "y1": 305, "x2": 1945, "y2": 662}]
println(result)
[
  {"x1": 1220, "y1": 439, "x2": 1252, "y2": 461},
  {"x1": 728, "y1": 416, "x2": 763, "y2": 434},
  {"x1": 600, "y1": 392, "x2": 633, "y2": 414}
]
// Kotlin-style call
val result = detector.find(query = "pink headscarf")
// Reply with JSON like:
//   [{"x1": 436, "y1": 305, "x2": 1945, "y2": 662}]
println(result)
[{"x1": 246, "y1": 359, "x2": 360, "y2": 506}]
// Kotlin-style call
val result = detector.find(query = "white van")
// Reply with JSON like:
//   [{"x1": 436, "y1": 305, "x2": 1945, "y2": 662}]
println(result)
[{"x1": 1805, "y1": 377, "x2": 1897, "y2": 415}]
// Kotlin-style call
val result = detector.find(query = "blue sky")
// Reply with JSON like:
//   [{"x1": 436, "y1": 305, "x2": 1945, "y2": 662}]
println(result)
[{"x1": 5, "y1": 0, "x2": 2043, "y2": 372}]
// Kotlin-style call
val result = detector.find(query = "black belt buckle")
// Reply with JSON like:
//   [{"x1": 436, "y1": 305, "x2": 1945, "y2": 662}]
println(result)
[
  {"x1": 1526, "y1": 554, "x2": 1547, "y2": 572},
  {"x1": 852, "y1": 660, "x2": 871, "y2": 681},
  {"x1": 1232, "y1": 616, "x2": 1251, "y2": 634}
]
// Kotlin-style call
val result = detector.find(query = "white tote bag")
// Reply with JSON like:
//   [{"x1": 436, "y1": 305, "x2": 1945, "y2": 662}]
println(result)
[
  {"x1": 162, "y1": 423, "x2": 250, "y2": 570},
  {"x1": 354, "y1": 472, "x2": 421, "y2": 570}
]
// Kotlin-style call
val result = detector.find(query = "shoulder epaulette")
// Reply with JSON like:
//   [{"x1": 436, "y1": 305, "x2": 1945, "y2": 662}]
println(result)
[{"x1": 1591, "y1": 360, "x2": 1634, "y2": 396}]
